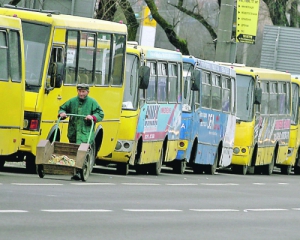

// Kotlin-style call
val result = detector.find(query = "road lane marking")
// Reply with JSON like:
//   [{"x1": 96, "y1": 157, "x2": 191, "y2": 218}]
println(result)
[
  {"x1": 11, "y1": 183, "x2": 63, "y2": 186},
  {"x1": 0, "y1": 210, "x2": 28, "y2": 213},
  {"x1": 201, "y1": 183, "x2": 239, "y2": 186},
  {"x1": 253, "y1": 183, "x2": 265, "y2": 185},
  {"x1": 71, "y1": 183, "x2": 115, "y2": 185},
  {"x1": 278, "y1": 183, "x2": 288, "y2": 185},
  {"x1": 41, "y1": 209, "x2": 112, "y2": 212},
  {"x1": 190, "y1": 209, "x2": 239, "y2": 212},
  {"x1": 123, "y1": 209, "x2": 182, "y2": 212},
  {"x1": 166, "y1": 183, "x2": 198, "y2": 186},
  {"x1": 122, "y1": 183, "x2": 160, "y2": 186},
  {"x1": 244, "y1": 208, "x2": 287, "y2": 212}
]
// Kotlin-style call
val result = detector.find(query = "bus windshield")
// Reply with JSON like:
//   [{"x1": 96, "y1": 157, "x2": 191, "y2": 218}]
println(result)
[
  {"x1": 123, "y1": 53, "x2": 139, "y2": 109},
  {"x1": 291, "y1": 83, "x2": 299, "y2": 125},
  {"x1": 182, "y1": 62, "x2": 193, "y2": 112},
  {"x1": 236, "y1": 74, "x2": 254, "y2": 121},
  {"x1": 22, "y1": 22, "x2": 50, "y2": 87}
]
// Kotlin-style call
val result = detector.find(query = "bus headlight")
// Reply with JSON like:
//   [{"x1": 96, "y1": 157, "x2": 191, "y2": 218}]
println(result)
[
  {"x1": 115, "y1": 141, "x2": 122, "y2": 150},
  {"x1": 233, "y1": 147, "x2": 240, "y2": 154},
  {"x1": 124, "y1": 142, "x2": 130, "y2": 149},
  {"x1": 241, "y1": 148, "x2": 246, "y2": 153}
]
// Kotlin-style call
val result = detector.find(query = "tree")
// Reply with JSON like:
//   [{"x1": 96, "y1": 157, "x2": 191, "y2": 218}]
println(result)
[{"x1": 144, "y1": 0, "x2": 189, "y2": 54}]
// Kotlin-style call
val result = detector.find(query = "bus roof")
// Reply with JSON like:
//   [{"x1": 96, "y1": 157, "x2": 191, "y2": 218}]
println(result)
[
  {"x1": 137, "y1": 45, "x2": 182, "y2": 62},
  {"x1": 215, "y1": 62, "x2": 291, "y2": 81},
  {"x1": 183, "y1": 55, "x2": 236, "y2": 77},
  {"x1": 0, "y1": 6, "x2": 127, "y2": 34},
  {"x1": 0, "y1": 14, "x2": 22, "y2": 30}
]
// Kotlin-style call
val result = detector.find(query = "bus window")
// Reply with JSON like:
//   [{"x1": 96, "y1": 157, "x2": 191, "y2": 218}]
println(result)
[
  {"x1": 212, "y1": 74, "x2": 222, "y2": 110},
  {"x1": 0, "y1": 31, "x2": 9, "y2": 80},
  {"x1": 95, "y1": 33, "x2": 111, "y2": 86},
  {"x1": 78, "y1": 32, "x2": 95, "y2": 84},
  {"x1": 201, "y1": 71, "x2": 211, "y2": 108},
  {"x1": 261, "y1": 82, "x2": 269, "y2": 114},
  {"x1": 291, "y1": 83, "x2": 299, "y2": 124},
  {"x1": 123, "y1": 53, "x2": 139, "y2": 109},
  {"x1": 158, "y1": 62, "x2": 167, "y2": 103},
  {"x1": 66, "y1": 30, "x2": 79, "y2": 84},
  {"x1": 222, "y1": 77, "x2": 230, "y2": 112},
  {"x1": 9, "y1": 31, "x2": 22, "y2": 82},
  {"x1": 147, "y1": 61, "x2": 156, "y2": 102},
  {"x1": 269, "y1": 82, "x2": 278, "y2": 114},
  {"x1": 111, "y1": 34, "x2": 126, "y2": 86},
  {"x1": 168, "y1": 63, "x2": 178, "y2": 103},
  {"x1": 231, "y1": 78, "x2": 236, "y2": 113},
  {"x1": 182, "y1": 62, "x2": 192, "y2": 111},
  {"x1": 284, "y1": 82, "x2": 290, "y2": 115},
  {"x1": 48, "y1": 47, "x2": 63, "y2": 85}
]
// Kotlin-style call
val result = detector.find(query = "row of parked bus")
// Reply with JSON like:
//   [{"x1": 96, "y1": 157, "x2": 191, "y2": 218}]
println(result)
[{"x1": 1, "y1": 5, "x2": 300, "y2": 177}]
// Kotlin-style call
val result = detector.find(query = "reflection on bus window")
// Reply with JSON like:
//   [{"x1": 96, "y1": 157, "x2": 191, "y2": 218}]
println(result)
[
  {"x1": 222, "y1": 77, "x2": 230, "y2": 112},
  {"x1": 212, "y1": 74, "x2": 221, "y2": 110},
  {"x1": 261, "y1": 82, "x2": 269, "y2": 115},
  {"x1": 66, "y1": 30, "x2": 78, "y2": 84},
  {"x1": 291, "y1": 83, "x2": 299, "y2": 124},
  {"x1": 96, "y1": 33, "x2": 111, "y2": 86}
]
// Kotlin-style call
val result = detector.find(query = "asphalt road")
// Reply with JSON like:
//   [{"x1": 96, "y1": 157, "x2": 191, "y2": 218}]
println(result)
[{"x1": 1, "y1": 164, "x2": 300, "y2": 240}]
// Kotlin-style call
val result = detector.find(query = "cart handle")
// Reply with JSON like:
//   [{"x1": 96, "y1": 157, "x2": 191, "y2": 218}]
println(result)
[{"x1": 54, "y1": 114, "x2": 94, "y2": 144}]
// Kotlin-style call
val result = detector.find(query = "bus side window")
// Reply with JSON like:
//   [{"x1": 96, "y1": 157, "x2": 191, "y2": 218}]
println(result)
[
  {"x1": 9, "y1": 30, "x2": 22, "y2": 82},
  {"x1": 157, "y1": 62, "x2": 167, "y2": 102},
  {"x1": 222, "y1": 77, "x2": 230, "y2": 112},
  {"x1": 66, "y1": 30, "x2": 79, "y2": 84},
  {"x1": 48, "y1": 47, "x2": 64, "y2": 85},
  {"x1": 168, "y1": 63, "x2": 178, "y2": 103},
  {"x1": 260, "y1": 82, "x2": 269, "y2": 114},
  {"x1": 146, "y1": 61, "x2": 156, "y2": 102},
  {"x1": 212, "y1": 74, "x2": 222, "y2": 110},
  {"x1": 201, "y1": 71, "x2": 211, "y2": 108},
  {"x1": 0, "y1": 31, "x2": 9, "y2": 80},
  {"x1": 269, "y1": 82, "x2": 278, "y2": 114},
  {"x1": 111, "y1": 34, "x2": 126, "y2": 86}
]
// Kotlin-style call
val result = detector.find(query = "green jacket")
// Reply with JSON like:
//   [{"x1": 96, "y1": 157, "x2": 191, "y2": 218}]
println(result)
[{"x1": 58, "y1": 96, "x2": 104, "y2": 144}]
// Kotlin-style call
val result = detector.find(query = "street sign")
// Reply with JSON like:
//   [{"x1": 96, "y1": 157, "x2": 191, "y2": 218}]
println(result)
[{"x1": 236, "y1": 0, "x2": 260, "y2": 44}]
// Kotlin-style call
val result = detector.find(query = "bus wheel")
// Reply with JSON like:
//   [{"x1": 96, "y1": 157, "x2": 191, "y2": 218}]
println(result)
[
  {"x1": 193, "y1": 164, "x2": 205, "y2": 174},
  {"x1": 280, "y1": 165, "x2": 292, "y2": 175},
  {"x1": 173, "y1": 160, "x2": 186, "y2": 174},
  {"x1": 0, "y1": 160, "x2": 5, "y2": 170},
  {"x1": 232, "y1": 165, "x2": 247, "y2": 175},
  {"x1": 117, "y1": 163, "x2": 129, "y2": 175},
  {"x1": 26, "y1": 155, "x2": 37, "y2": 174},
  {"x1": 205, "y1": 151, "x2": 218, "y2": 175},
  {"x1": 263, "y1": 154, "x2": 275, "y2": 175},
  {"x1": 149, "y1": 149, "x2": 163, "y2": 175}
]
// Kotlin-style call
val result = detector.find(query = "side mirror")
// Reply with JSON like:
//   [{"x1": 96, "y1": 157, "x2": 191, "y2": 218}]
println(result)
[
  {"x1": 138, "y1": 66, "x2": 150, "y2": 89},
  {"x1": 50, "y1": 62, "x2": 64, "y2": 88},
  {"x1": 254, "y1": 87, "x2": 262, "y2": 105},
  {"x1": 191, "y1": 69, "x2": 200, "y2": 91}
]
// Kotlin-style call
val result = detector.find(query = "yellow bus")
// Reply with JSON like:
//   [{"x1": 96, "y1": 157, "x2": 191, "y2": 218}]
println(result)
[
  {"x1": 0, "y1": 5, "x2": 127, "y2": 173},
  {"x1": 0, "y1": 15, "x2": 25, "y2": 168},
  {"x1": 220, "y1": 64, "x2": 292, "y2": 175},
  {"x1": 98, "y1": 43, "x2": 183, "y2": 175},
  {"x1": 285, "y1": 76, "x2": 300, "y2": 174}
]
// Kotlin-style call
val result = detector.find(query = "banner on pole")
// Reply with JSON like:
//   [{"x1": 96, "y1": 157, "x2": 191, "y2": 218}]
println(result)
[{"x1": 236, "y1": 0, "x2": 260, "y2": 44}]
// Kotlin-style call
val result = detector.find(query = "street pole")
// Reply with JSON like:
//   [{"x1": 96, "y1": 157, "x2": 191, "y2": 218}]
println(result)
[{"x1": 215, "y1": 0, "x2": 235, "y2": 62}]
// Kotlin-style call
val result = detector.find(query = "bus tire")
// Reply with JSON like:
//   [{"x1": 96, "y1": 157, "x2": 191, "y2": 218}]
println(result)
[
  {"x1": 173, "y1": 160, "x2": 186, "y2": 174},
  {"x1": 26, "y1": 155, "x2": 37, "y2": 174},
  {"x1": 263, "y1": 153, "x2": 275, "y2": 175},
  {"x1": 205, "y1": 151, "x2": 218, "y2": 175},
  {"x1": 0, "y1": 160, "x2": 5, "y2": 170},
  {"x1": 117, "y1": 163, "x2": 129, "y2": 175},
  {"x1": 232, "y1": 165, "x2": 248, "y2": 175},
  {"x1": 280, "y1": 165, "x2": 292, "y2": 175},
  {"x1": 149, "y1": 148, "x2": 163, "y2": 175}
]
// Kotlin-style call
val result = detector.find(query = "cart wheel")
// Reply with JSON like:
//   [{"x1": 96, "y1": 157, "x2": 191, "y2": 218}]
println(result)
[
  {"x1": 80, "y1": 152, "x2": 91, "y2": 181},
  {"x1": 37, "y1": 165, "x2": 45, "y2": 178}
]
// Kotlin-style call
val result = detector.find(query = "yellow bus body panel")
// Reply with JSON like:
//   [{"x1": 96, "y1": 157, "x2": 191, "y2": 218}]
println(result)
[{"x1": 0, "y1": 15, "x2": 25, "y2": 156}]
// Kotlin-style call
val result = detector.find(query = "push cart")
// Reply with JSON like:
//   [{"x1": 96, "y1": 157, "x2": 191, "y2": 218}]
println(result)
[{"x1": 36, "y1": 114, "x2": 94, "y2": 181}]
